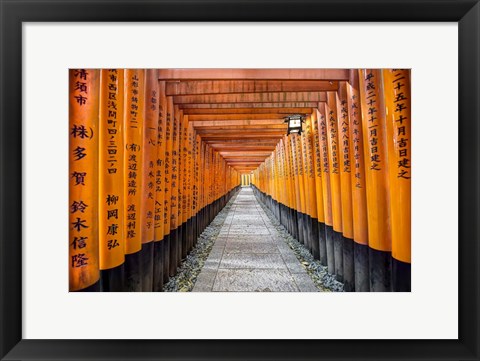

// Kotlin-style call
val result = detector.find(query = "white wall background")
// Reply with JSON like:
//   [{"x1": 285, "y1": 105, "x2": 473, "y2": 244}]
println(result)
[{"x1": 23, "y1": 22, "x2": 458, "y2": 339}]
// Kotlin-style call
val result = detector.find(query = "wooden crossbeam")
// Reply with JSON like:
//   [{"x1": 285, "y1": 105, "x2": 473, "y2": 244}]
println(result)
[
  {"x1": 174, "y1": 92, "x2": 326, "y2": 104},
  {"x1": 182, "y1": 107, "x2": 313, "y2": 115},
  {"x1": 188, "y1": 114, "x2": 285, "y2": 121},
  {"x1": 194, "y1": 125, "x2": 287, "y2": 131},
  {"x1": 224, "y1": 158, "x2": 268, "y2": 161},
  {"x1": 205, "y1": 139, "x2": 279, "y2": 144},
  {"x1": 221, "y1": 153, "x2": 272, "y2": 156},
  {"x1": 198, "y1": 129, "x2": 285, "y2": 135},
  {"x1": 219, "y1": 152, "x2": 273, "y2": 156},
  {"x1": 178, "y1": 102, "x2": 319, "y2": 109},
  {"x1": 201, "y1": 134, "x2": 284, "y2": 139},
  {"x1": 212, "y1": 147, "x2": 276, "y2": 152},
  {"x1": 190, "y1": 119, "x2": 284, "y2": 127},
  {"x1": 166, "y1": 80, "x2": 338, "y2": 95},
  {"x1": 159, "y1": 69, "x2": 350, "y2": 80}
]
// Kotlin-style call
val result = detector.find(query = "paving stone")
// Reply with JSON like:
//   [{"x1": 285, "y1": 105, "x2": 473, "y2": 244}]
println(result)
[
  {"x1": 291, "y1": 272, "x2": 322, "y2": 292},
  {"x1": 230, "y1": 222, "x2": 266, "y2": 228},
  {"x1": 212, "y1": 269, "x2": 299, "y2": 292},
  {"x1": 224, "y1": 241, "x2": 279, "y2": 254},
  {"x1": 192, "y1": 269, "x2": 217, "y2": 292},
  {"x1": 232, "y1": 214, "x2": 265, "y2": 220},
  {"x1": 226, "y1": 235, "x2": 274, "y2": 243},
  {"x1": 191, "y1": 187, "x2": 322, "y2": 293},
  {"x1": 228, "y1": 227, "x2": 271, "y2": 235},
  {"x1": 281, "y1": 253, "x2": 308, "y2": 273},
  {"x1": 275, "y1": 242, "x2": 295, "y2": 254},
  {"x1": 203, "y1": 251, "x2": 223, "y2": 269},
  {"x1": 228, "y1": 228, "x2": 269, "y2": 234},
  {"x1": 269, "y1": 234, "x2": 284, "y2": 242},
  {"x1": 208, "y1": 248, "x2": 224, "y2": 258},
  {"x1": 213, "y1": 238, "x2": 227, "y2": 245},
  {"x1": 232, "y1": 214, "x2": 258, "y2": 218},
  {"x1": 219, "y1": 253, "x2": 287, "y2": 269},
  {"x1": 229, "y1": 220, "x2": 262, "y2": 224},
  {"x1": 211, "y1": 246, "x2": 226, "y2": 253}
]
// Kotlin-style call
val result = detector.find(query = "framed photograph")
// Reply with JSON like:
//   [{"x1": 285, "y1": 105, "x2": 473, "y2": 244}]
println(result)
[{"x1": 1, "y1": 0, "x2": 478, "y2": 360}]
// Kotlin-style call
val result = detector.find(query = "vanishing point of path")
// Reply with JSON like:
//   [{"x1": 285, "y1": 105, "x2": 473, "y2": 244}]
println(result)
[{"x1": 192, "y1": 187, "x2": 321, "y2": 292}]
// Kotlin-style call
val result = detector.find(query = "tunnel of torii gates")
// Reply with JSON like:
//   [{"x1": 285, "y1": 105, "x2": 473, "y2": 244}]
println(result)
[{"x1": 69, "y1": 68, "x2": 410, "y2": 293}]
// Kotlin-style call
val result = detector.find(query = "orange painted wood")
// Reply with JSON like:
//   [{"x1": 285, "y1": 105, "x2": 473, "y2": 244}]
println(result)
[
  {"x1": 383, "y1": 69, "x2": 411, "y2": 263},
  {"x1": 226, "y1": 161, "x2": 264, "y2": 165},
  {"x1": 317, "y1": 103, "x2": 333, "y2": 227},
  {"x1": 176, "y1": 110, "x2": 184, "y2": 227},
  {"x1": 181, "y1": 111, "x2": 189, "y2": 224},
  {"x1": 203, "y1": 144, "x2": 209, "y2": 208},
  {"x1": 142, "y1": 69, "x2": 159, "y2": 244},
  {"x1": 207, "y1": 147, "x2": 213, "y2": 205},
  {"x1": 298, "y1": 134, "x2": 308, "y2": 216},
  {"x1": 358, "y1": 69, "x2": 391, "y2": 253},
  {"x1": 336, "y1": 83, "x2": 354, "y2": 240},
  {"x1": 166, "y1": 80, "x2": 339, "y2": 95},
  {"x1": 187, "y1": 121, "x2": 194, "y2": 221},
  {"x1": 193, "y1": 134, "x2": 201, "y2": 217},
  {"x1": 158, "y1": 68, "x2": 350, "y2": 80},
  {"x1": 220, "y1": 150, "x2": 273, "y2": 154},
  {"x1": 326, "y1": 93, "x2": 343, "y2": 233},
  {"x1": 170, "y1": 104, "x2": 180, "y2": 231},
  {"x1": 277, "y1": 141, "x2": 285, "y2": 206},
  {"x1": 163, "y1": 97, "x2": 174, "y2": 236},
  {"x1": 201, "y1": 142, "x2": 207, "y2": 209},
  {"x1": 298, "y1": 133, "x2": 309, "y2": 216},
  {"x1": 154, "y1": 81, "x2": 167, "y2": 242},
  {"x1": 179, "y1": 102, "x2": 319, "y2": 109},
  {"x1": 304, "y1": 114, "x2": 318, "y2": 219},
  {"x1": 310, "y1": 109, "x2": 326, "y2": 224},
  {"x1": 212, "y1": 145, "x2": 277, "y2": 151},
  {"x1": 190, "y1": 114, "x2": 285, "y2": 121},
  {"x1": 195, "y1": 128, "x2": 286, "y2": 134},
  {"x1": 174, "y1": 92, "x2": 327, "y2": 105},
  {"x1": 69, "y1": 69, "x2": 100, "y2": 291},
  {"x1": 124, "y1": 69, "x2": 145, "y2": 254},
  {"x1": 99, "y1": 69, "x2": 125, "y2": 269},
  {"x1": 200, "y1": 134, "x2": 284, "y2": 139},
  {"x1": 182, "y1": 107, "x2": 314, "y2": 115},
  {"x1": 197, "y1": 137, "x2": 204, "y2": 211},
  {"x1": 346, "y1": 80, "x2": 368, "y2": 246},
  {"x1": 290, "y1": 135, "x2": 304, "y2": 216},
  {"x1": 284, "y1": 135, "x2": 297, "y2": 214},
  {"x1": 206, "y1": 139, "x2": 279, "y2": 144}
]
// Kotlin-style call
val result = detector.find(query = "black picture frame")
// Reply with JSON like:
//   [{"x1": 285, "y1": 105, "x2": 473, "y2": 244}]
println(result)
[{"x1": 1, "y1": 0, "x2": 478, "y2": 360}]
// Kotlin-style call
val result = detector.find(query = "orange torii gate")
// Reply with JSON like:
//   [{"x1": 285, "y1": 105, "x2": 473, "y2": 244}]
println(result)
[
  {"x1": 69, "y1": 68, "x2": 410, "y2": 292},
  {"x1": 251, "y1": 69, "x2": 411, "y2": 292}
]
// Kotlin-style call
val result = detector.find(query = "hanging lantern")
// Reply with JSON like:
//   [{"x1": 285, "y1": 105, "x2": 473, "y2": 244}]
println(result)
[{"x1": 284, "y1": 114, "x2": 305, "y2": 135}]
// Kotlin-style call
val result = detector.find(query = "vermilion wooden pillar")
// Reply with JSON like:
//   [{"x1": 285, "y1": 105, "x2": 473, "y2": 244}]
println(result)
[
  {"x1": 383, "y1": 69, "x2": 411, "y2": 292},
  {"x1": 359, "y1": 69, "x2": 392, "y2": 292},
  {"x1": 140, "y1": 69, "x2": 159, "y2": 291},
  {"x1": 326, "y1": 94, "x2": 344, "y2": 282},
  {"x1": 69, "y1": 69, "x2": 100, "y2": 292},
  {"x1": 337, "y1": 83, "x2": 355, "y2": 291},
  {"x1": 346, "y1": 77, "x2": 370, "y2": 292},
  {"x1": 153, "y1": 80, "x2": 167, "y2": 291},
  {"x1": 318, "y1": 103, "x2": 335, "y2": 275},
  {"x1": 123, "y1": 69, "x2": 145, "y2": 292}
]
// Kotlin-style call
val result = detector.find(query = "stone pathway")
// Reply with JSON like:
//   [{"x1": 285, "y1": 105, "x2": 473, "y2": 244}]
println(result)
[{"x1": 192, "y1": 187, "x2": 321, "y2": 292}]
